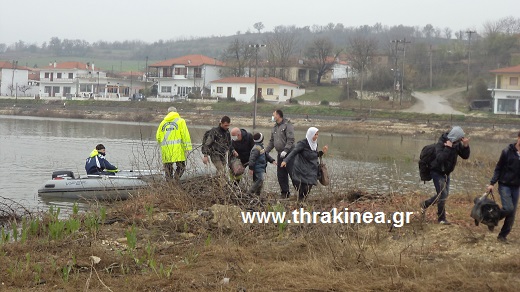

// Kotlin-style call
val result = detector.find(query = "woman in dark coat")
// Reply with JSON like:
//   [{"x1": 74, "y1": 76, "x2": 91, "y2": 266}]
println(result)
[{"x1": 281, "y1": 127, "x2": 328, "y2": 201}]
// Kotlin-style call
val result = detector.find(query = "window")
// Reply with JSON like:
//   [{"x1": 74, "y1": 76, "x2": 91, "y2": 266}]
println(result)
[
  {"x1": 80, "y1": 84, "x2": 93, "y2": 92},
  {"x1": 240, "y1": 87, "x2": 247, "y2": 94},
  {"x1": 217, "y1": 87, "x2": 223, "y2": 93},
  {"x1": 44, "y1": 72, "x2": 50, "y2": 78},
  {"x1": 510, "y1": 77, "x2": 519, "y2": 86},
  {"x1": 284, "y1": 89, "x2": 287, "y2": 96},
  {"x1": 498, "y1": 99, "x2": 516, "y2": 112},
  {"x1": 53, "y1": 86, "x2": 60, "y2": 93},
  {"x1": 161, "y1": 86, "x2": 172, "y2": 93},
  {"x1": 267, "y1": 88, "x2": 274, "y2": 95},
  {"x1": 57, "y1": 73, "x2": 62, "y2": 79},
  {"x1": 174, "y1": 67, "x2": 187, "y2": 76},
  {"x1": 194, "y1": 68, "x2": 202, "y2": 78},
  {"x1": 44, "y1": 86, "x2": 51, "y2": 93},
  {"x1": 63, "y1": 87, "x2": 71, "y2": 94},
  {"x1": 68, "y1": 73, "x2": 73, "y2": 79}
]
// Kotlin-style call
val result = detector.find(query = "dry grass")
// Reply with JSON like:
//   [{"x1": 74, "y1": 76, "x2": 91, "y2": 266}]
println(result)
[{"x1": 1, "y1": 167, "x2": 520, "y2": 291}]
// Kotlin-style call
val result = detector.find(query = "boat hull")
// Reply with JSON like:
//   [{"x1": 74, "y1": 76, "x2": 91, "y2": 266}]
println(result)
[{"x1": 38, "y1": 176, "x2": 148, "y2": 200}]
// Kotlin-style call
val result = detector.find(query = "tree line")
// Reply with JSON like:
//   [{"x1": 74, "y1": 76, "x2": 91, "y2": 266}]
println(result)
[{"x1": 1, "y1": 17, "x2": 519, "y2": 95}]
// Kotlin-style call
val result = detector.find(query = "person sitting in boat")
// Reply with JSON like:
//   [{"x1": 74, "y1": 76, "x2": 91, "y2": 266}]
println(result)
[{"x1": 85, "y1": 144, "x2": 119, "y2": 175}]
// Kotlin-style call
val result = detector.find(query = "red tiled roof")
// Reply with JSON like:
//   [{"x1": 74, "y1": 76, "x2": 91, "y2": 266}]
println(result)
[
  {"x1": 211, "y1": 77, "x2": 298, "y2": 87},
  {"x1": 42, "y1": 61, "x2": 94, "y2": 70},
  {"x1": 490, "y1": 64, "x2": 520, "y2": 74},
  {"x1": 150, "y1": 55, "x2": 224, "y2": 67},
  {"x1": 0, "y1": 61, "x2": 31, "y2": 70}
]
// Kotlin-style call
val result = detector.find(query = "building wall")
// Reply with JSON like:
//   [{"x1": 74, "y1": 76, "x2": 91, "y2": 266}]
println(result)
[
  {"x1": 210, "y1": 83, "x2": 304, "y2": 102},
  {"x1": 496, "y1": 74, "x2": 520, "y2": 90},
  {"x1": 0, "y1": 68, "x2": 30, "y2": 96},
  {"x1": 493, "y1": 90, "x2": 520, "y2": 114}
]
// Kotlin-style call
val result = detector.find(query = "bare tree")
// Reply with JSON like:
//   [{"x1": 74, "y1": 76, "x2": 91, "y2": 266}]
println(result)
[
  {"x1": 498, "y1": 16, "x2": 520, "y2": 35},
  {"x1": 443, "y1": 27, "x2": 453, "y2": 39},
  {"x1": 264, "y1": 25, "x2": 299, "y2": 80},
  {"x1": 222, "y1": 39, "x2": 255, "y2": 77},
  {"x1": 7, "y1": 84, "x2": 16, "y2": 96},
  {"x1": 305, "y1": 37, "x2": 341, "y2": 86},
  {"x1": 253, "y1": 22, "x2": 265, "y2": 34},
  {"x1": 17, "y1": 84, "x2": 32, "y2": 96},
  {"x1": 347, "y1": 35, "x2": 378, "y2": 97},
  {"x1": 433, "y1": 27, "x2": 442, "y2": 38}
]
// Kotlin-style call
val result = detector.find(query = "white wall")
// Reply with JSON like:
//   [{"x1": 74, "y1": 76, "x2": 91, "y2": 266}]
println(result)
[{"x1": 0, "y1": 68, "x2": 30, "y2": 96}]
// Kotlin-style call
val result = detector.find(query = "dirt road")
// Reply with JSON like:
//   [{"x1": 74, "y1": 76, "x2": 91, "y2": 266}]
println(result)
[{"x1": 403, "y1": 88, "x2": 466, "y2": 115}]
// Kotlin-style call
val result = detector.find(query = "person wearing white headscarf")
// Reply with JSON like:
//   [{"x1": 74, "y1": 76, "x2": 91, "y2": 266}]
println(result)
[{"x1": 281, "y1": 127, "x2": 328, "y2": 201}]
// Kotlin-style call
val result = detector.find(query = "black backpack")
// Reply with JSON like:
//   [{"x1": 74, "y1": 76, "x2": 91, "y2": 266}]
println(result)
[{"x1": 418, "y1": 143, "x2": 437, "y2": 182}]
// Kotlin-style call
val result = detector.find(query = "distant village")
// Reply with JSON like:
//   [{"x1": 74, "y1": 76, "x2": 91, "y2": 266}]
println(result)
[
  {"x1": 0, "y1": 54, "x2": 355, "y2": 103},
  {"x1": 1, "y1": 53, "x2": 519, "y2": 115}
]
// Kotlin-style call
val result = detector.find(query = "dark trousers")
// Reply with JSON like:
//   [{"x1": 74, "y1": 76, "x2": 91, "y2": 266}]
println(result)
[
  {"x1": 248, "y1": 168, "x2": 265, "y2": 196},
  {"x1": 423, "y1": 171, "x2": 450, "y2": 222},
  {"x1": 277, "y1": 152, "x2": 293, "y2": 196},
  {"x1": 164, "y1": 161, "x2": 186, "y2": 180},
  {"x1": 294, "y1": 181, "x2": 313, "y2": 201},
  {"x1": 498, "y1": 184, "x2": 520, "y2": 238}
]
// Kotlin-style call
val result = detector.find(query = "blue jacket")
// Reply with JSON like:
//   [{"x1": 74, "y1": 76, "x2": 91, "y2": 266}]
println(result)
[
  {"x1": 85, "y1": 149, "x2": 118, "y2": 175},
  {"x1": 249, "y1": 143, "x2": 274, "y2": 173}
]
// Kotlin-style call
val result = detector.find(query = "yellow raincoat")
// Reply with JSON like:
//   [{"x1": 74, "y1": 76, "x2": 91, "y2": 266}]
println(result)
[{"x1": 156, "y1": 112, "x2": 192, "y2": 163}]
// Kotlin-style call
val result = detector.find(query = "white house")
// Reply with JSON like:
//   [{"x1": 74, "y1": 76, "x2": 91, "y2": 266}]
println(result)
[
  {"x1": 489, "y1": 64, "x2": 520, "y2": 114},
  {"x1": 149, "y1": 54, "x2": 224, "y2": 97},
  {"x1": 0, "y1": 61, "x2": 38, "y2": 97},
  {"x1": 39, "y1": 61, "x2": 109, "y2": 98},
  {"x1": 210, "y1": 77, "x2": 305, "y2": 102}
]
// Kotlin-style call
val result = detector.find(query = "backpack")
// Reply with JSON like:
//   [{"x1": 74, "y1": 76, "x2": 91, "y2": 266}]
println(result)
[
  {"x1": 418, "y1": 143, "x2": 437, "y2": 182},
  {"x1": 470, "y1": 192, "x2": 501, "y2": 230},
  {"x1": 202, "y1": 129, "x2": 212, "y2": 146}
]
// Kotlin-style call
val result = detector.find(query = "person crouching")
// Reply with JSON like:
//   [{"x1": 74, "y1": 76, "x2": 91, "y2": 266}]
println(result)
[{"x1": 247, "y1": 133, "x2": 276, "y2": 196}]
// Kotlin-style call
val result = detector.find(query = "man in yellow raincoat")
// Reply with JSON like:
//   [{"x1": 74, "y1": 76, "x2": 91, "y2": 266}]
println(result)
[{"x1": 156, "y1": 106, "x2": 192, "y2": 180}]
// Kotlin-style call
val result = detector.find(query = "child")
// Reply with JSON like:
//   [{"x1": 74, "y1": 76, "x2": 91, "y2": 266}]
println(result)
[{"x1": 248, "y1": 133, "x2": 275, "y2": 195}]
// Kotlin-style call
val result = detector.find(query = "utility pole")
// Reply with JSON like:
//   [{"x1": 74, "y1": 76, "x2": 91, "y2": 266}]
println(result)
[
  {"x1": 11, "y1": 60, "x2": 18, "y2": 97},
  {"x1": 145, "y1": 56, "x2": 149, "y2": 94},
  {"x1": 466, "y1": 30, "x2": 476, "y2": 92},
  {"x1": 249, "y1": 44, "x2": 266, "y2": 132},
  {"x1": 400, "y1": 38, "x2": 411, "y2": 105},
  {"x1": 429, "y1": 45, "x2": 433, "y2": 88},
  {"x1": 391, "y1": 40, "x2": 400, "y2": 104}
]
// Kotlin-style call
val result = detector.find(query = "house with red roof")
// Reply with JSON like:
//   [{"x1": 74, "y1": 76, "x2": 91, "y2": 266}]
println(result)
[
  {"x1": 39, "y1": 61, "x2": 110, "y2": 98},
  {"x1": 0, "y1": 61, "x2": 38, "y2": 97},
  {"x1": 210, "y1": 77, "x2": 304, "y2": 102},
  {"x1": 149, "y1": 54, "x2": 224, "y2": 97},
  {"x1": 489, "y1": 64, "x2": 520, "y2": 114}
]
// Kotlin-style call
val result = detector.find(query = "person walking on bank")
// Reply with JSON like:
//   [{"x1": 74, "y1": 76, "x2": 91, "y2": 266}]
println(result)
[
  {"x1": 265, "y1": 109, "x2": 295, "y2": 199},
  {"x1": 85, "y1": 144, "x2": 119, "y2": 175},
  {"x1": 420, "y1": 126, "x2": 470, "y2": 225},
  {"x1": 281, "y1": 127, "x2": 328, "y2": 201},
  {"x1": 202, "y1": 116, "x2": 234, "y2": 176},
  {"x1": 247, "y1": 132, "x2": 276, "y2": 196},
  {"x1": 229, "y1": 127, "x2": 255, "y2": 183},
  {"x1": 156, "y1": 106, "x2": 192, "y2": 180},
  {"x1": 486, "y1": 131, "x2": 520, "y2": 243}
]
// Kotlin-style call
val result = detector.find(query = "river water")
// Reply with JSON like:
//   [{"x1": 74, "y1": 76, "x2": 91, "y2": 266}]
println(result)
[{"x1": 0, "y1": 115, "x2": 506, "y2": 213}]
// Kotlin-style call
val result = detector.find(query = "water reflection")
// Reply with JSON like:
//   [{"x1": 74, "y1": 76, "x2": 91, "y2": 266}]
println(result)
[{"x1": 0, "y1": 115, "x2": 506, "y2": 213}]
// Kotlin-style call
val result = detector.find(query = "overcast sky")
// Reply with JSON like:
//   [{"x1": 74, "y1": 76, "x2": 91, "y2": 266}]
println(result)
[{"x1": 0, "y1": 0, "x2": 516, "y2": 45}]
